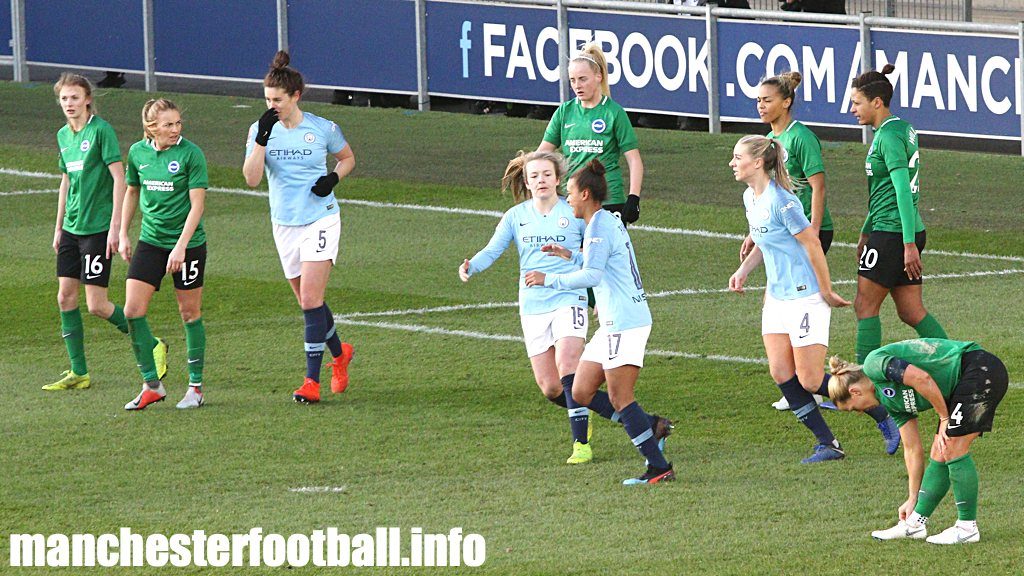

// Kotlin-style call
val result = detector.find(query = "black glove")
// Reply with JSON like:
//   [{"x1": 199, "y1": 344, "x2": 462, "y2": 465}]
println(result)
[
  {"x1": 623, "y1": 194, "x2": 641, "y2": 224},
  {"x1": 311, "y1": 172, "x2": 340, "y2": 197},
  {"x1": 254, "y1": 108, "x2": 279, "y2": 146}
]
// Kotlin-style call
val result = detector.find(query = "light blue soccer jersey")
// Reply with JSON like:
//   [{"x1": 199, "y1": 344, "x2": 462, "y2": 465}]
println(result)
[
  {"x1": 545, "y1": 209, "x2": 651, "y2": 331},
  {"x1": 246, "y1": 111, "x2": 345, "y2": 226},
  {"x1": 468, "y1": 198, "x2": 587, "y2": 315},
  {"x1": 745, "y1": 180, "x2": 819, "y2": 300}
]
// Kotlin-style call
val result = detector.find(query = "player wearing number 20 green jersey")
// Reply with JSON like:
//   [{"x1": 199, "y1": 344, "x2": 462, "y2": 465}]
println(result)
[
  {"x1": 125, "y1": 136, "x2": 208, "y2": 250},
  {"x1": 863, "y1": 116, "x2": 924, "y2": 241}
]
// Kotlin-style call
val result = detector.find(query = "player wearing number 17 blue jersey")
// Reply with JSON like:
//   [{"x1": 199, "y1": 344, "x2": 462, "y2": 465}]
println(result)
[
  {"x1": 526, "y1": 160, "x2": 673, "y2": 485},
  {"x1": 462, "y1": 151, "x2": 614, "y2": 465}
]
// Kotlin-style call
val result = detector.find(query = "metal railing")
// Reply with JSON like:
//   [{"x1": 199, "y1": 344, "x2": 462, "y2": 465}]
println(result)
[{"x1": 628, "y1": 0, "x2": 973, "y2": 21}]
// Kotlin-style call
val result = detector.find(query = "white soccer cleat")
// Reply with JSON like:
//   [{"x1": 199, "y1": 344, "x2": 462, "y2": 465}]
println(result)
[
  {"x1": 871, "y1": 520, "x2": 927, "y2": 541},
  {"x1": 176, "y1": 386, "x2": 205, "y2": 409},
  {"x1": 772, "y1": 394, "x2": 830, "y2": 411},
  {"x1": 926, "y1": 524, "x2": 980, "y2": 545}
]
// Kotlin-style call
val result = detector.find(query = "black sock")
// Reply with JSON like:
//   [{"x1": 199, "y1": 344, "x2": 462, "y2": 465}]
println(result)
[{"x1": 779, "y1": 375, "x2": 837, "y2": 447}]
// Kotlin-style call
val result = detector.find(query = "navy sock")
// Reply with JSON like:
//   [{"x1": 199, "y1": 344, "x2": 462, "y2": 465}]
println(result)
[
  {"x1": 548, "y1": 393, "x2": 567, "y2": 408},
  {"x1": 322, "y1": 303, "x2": 343, "y2": 358},
  {"x1": 303, "y1": 306, "x2": 328, "y2": 382},
  {"x1": 815, "y1": 374, "x2": 831, "y2": 397},
  {"x1": 584, "y1": 389, "x2": 619, "y2": 422},
  {"x1": 779, "y1": 375, "x2": 837, "y2": 447},
  {"x1": 561, "y1": 374, "x2": 589, "y2": 443},
  {"x1": 620, "y1": 401, "x2": 668, "y2": 468},
  {"x1": 866, "y1": 405, "x2": 890, "y2": 423}
]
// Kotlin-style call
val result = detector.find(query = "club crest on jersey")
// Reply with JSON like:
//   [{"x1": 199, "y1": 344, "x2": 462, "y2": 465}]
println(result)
[
  {"x1": 168, "y1": 161, "x2": 181, "y2": 174},
  {"x1": 882, "y1": 387, "x2": 896, "y2": 398},
  {"x1": 557, "y1": 217, "x2": 569, "y2": 229},
  {"x1": 80, "y1": 140, "x2": 91, "y2": 152},
  {"x1": 304, "y1": 132, "x2": 316, "y2": 144},
  {"x1": 591, "y1": 119, "x2": 606, "y2": 134}
]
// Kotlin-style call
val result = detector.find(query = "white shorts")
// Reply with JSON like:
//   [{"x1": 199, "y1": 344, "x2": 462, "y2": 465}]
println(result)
[
  {"x1": 580, "y1": 325, "x2": 651, "y2": 370},
  {"x1": 761, "y1": 292, "x2": 831, "y2": 348},
  {"x1": 520, "y1": 305, "x2": 588, "y2": 358},
  {"x1": 272, "y1": 213, "x2": 341, "y2": 279}
]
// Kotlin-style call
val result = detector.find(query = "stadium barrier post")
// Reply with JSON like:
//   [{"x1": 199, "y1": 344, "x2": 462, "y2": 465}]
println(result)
[
  {"x1": 143, "y1": 0, "x2": 157, "y2": 92},
  {"x1": 276, "y1": 0, "x2": 289, "y2": 52},
  {"x1": 962, "y1": 0, "x2": 972, "y2": 22},
  {"x1": 558, "y1": 0, "x2": 571, "y2": 102},
  {"x1": 416, "y1": 0, "x2": 431, "y2": 111},
  {"x1": 1019, "y1": 21, "x2": 1023, "y2": 156},
  {"x1": 859, "y1": 11, "x2": 873, "y2": 146},
  {"x1": 706, "y1": 3, "x2": 720, "y2": 134},
  {"x1": 11, "y1": 0, "x2": 27, "y2": 82}
]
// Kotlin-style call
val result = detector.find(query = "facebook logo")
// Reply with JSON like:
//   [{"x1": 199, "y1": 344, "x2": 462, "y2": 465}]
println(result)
[{"x1": 460, "y1": 21, "x2": 472, "y2": 78}]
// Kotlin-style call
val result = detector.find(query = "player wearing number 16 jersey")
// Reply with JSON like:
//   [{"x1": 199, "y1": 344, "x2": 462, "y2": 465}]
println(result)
[
  {"x1": 119, "y1": 98, "x2": 208, "y2": 410},
  {"x1": 849, "y1": 65, "x2": 947, "y2": 366},
  {"x1": 829, "y1": 340, "x2": 1008, "y2": 544}
]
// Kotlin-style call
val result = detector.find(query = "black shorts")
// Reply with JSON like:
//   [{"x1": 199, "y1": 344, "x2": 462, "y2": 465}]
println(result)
[
  {"x1": 818, "y1": 229, "x2": 834, "y2": 255},
  {"x1": 858, "y1": 230, "x2": 926, "y2": 288},
  {"x1": 57, "y1": 230, "x2": 111, "y2": 287},
  {"x1": 943, "y1": 349, "x2": 1008, "y2": 437},
  {"x1": 127, "y1": 240, "x2": 207, "y2": 291},
  {"x1": 603, "y1": 203, "x2": 627, "y2": 228}
]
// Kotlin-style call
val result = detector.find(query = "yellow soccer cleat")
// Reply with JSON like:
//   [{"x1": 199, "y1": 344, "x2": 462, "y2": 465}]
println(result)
[
  {"x1": 566, "y1": 441, "x2": 593, "y2": 465},
  {"x1": 153, "y1": 338, "x2": 169, "y2": 380},
  {"x1": 42, "y1": 370, "x2": 91, "y2": 391}
]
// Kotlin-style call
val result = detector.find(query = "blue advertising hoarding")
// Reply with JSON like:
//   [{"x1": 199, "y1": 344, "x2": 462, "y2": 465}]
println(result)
[
  {"x1": 1, "y1": 1, "x2": 11, "y2": 57},
  {"x1": 289, "y1": 0, "x2": 417, "y2": 93},
  {"x1": 25, "y1": 0, "x2": 143, "y2": 70}
]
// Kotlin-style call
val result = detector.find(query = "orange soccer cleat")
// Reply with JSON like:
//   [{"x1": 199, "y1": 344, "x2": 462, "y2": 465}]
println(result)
[
  {"x1": 293, "y1": 377, "x2": 321, "y2": 404},
  {"x1": 329, "y1": 342, "x2": 354, "y2": 394}
]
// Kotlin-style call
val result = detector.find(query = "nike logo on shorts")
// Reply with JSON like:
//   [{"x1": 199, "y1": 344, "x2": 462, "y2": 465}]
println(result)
[{"x1": 85, "y1": 274, "x2": 101, "y2": 280}]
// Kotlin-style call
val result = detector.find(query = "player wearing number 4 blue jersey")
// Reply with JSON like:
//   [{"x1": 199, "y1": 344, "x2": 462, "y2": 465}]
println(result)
[
  {"x1": 728, "y1": 135, "x2": 852, "y2": 463},
  {"x1": 243, "y1": 51, "x2": 356, "y2": 404},
  {"x1": 461, "y1": 151, "x2": 608, "y2": 465},
  {"x1": 525, "y1": 160, "x2": 673, "y2": 485},
  {"x1": 120, "y1": 98, "x2": 208, "y2": 411}
]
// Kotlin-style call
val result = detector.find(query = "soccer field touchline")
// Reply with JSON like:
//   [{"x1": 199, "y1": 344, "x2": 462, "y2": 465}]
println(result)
[{"x1": 3, "y1": 167, "x2": 1022, "y2": 263}]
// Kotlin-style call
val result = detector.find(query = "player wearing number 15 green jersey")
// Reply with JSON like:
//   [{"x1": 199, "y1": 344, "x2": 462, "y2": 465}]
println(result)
[
  {"x1": 120, "y1": 99, "x2": 208, "y2": 412},
  {"x1": 849, "y1": 65, "x2": 946, "y2": 373}
]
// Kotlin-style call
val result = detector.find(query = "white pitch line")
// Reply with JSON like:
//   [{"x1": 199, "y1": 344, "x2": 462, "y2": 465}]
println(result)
[
  {"x1": 288, "y1": 486, "x2": 346, "y2": 493},
  {"x1": 338, "y1": 301, "x2": 517, "y2": 319},
  {"x1": 0, "y1": 189, "x2": 60, "y2": 197},
  {"x1": 5, "y1": 167, "x2": 1023, "y2": 263}
]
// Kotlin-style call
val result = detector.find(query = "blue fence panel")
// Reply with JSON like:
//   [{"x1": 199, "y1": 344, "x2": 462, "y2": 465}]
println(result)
[
  {"x1": 427, "y1": 0, "x2": 560, "y2": 104},
  {"x1": 872, "y1": 30, "x2": 1020, "y2": 139},
  {"x1": 155, "y1": 0, "x2": 277, "y2": 79},
  {"x1": 569, "y1": 10, "x2": 707, "y2": 115},
  {"x1": 289, "y1": 0, "x2": 417, "y2": 93},
  {"x1": 0, "y1": 1, "x2": 11, "y2": 57},
  {"x1": 717, "y1": 21, "x2": 860, "y2": 127},
  {"x1": 25, "y1": 0, "x2": 143, "y2": 70}
]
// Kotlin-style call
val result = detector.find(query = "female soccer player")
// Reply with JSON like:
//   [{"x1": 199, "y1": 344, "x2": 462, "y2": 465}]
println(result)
[
  {"x1": 242, "y1": 51, "x2": 356, "y2": 404},
  {"x1": 524, "y1": 160, "x2": 673, "y2": 485},
  {"x1": 848, "y1": 64, "x2": 947, "y2": 443},
  {"x1": 828, "y1": 340, "x2": 1008, "y2": 544},
  {"x1": 459, "y1": 151, "x2": 595, "y2": 463},
  {"x1": 742, "y1": 71, "x2": 836, "y2": 412},
  {"x1": 537, "y1": 43, "x2": 644, "y2": 225},
  {"x1": 46, "y1": 73, "x2": 167, "y2": 391},
  {"x1": 727, "y1": 135, "x2": 851, "y2": 463},
  {"x1": 119, "y1": 98, "x2": 208, "y2": 410}
]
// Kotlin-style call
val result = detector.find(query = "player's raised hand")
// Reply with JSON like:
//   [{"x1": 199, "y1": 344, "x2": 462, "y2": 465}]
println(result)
[{"x1": 254, "y1": 108, "x2": 279, "y2": 146}]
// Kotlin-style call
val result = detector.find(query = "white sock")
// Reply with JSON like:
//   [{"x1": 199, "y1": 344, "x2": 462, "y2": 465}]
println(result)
[
  {"x1": 906, "y1": 512, "x2": 927, "y2": 527},
  {"x1": 955, "y1": 520, "x2": 978, "y2": 531}
]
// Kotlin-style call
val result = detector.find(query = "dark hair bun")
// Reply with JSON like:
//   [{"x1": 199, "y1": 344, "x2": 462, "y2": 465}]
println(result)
[
  {"x1": 881, "y1": 63, "x2": 896, "y2": 75},
  {"x1": 780, "y1": 70, "x2": 802, "y2": 85},
  {"x1": 272, "y1": 50, "x2": 291, "y2": 70},
  {"x1": 586, "y1": 159, "x2": 606, "y2": 176}
]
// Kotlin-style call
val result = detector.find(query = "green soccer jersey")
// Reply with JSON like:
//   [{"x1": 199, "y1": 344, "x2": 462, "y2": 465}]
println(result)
[
  {"x1": 864, "y1": 116, "x2": 924, "y2": 238},
  {"x1": 56, "y1": 115, "x2": 122, "y2": 235},
  {"x1": 769, "y1": 120, "x2": 833, "y2": 231},
  {"x1": 863, "y1": 338, "x2": 982, "y2": 427},
  {"x1": 125, "y1": 137, "x2": 208, "y2": 250},
  {"x1": 543, "y1": 96, "x2": 638, "y2": 205}
]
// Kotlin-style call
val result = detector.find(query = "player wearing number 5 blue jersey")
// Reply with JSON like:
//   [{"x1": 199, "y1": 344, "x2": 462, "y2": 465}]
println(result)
[
  {"x1": 525, "y1": 160, "x2": 673, "y2": 485},
  {"x1": 243, "y1": 51, "x2": 356, "y2": 404},
  {"x1": 119, "y1": 99, "x2": 208, "y2": 411},
  {"x1": 728, "y1": 135, "x2": 852, "y2": 463},
  {"x1": 461, "y1": 151, "x2": 606, "y2": 465}
]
